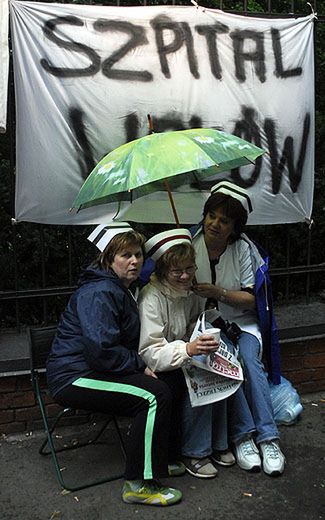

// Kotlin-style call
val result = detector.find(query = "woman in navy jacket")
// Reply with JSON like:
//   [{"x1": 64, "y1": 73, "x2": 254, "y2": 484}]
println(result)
[{"x1": 46, "y1": 223, "x2": 182, "y2": 507}]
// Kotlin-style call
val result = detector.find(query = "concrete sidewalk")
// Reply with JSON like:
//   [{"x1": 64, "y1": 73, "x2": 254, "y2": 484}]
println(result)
[{"x1": 1, "y1": 393, "x2": 324, "y2": 520}]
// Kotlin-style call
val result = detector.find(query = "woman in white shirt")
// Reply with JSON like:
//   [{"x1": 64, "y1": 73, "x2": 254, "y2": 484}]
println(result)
[{"x1": 192, "y1": 180, "x2": 285, "y2": 477}]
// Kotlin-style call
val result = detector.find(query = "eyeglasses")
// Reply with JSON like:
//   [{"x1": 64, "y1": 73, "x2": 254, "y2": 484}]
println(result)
[{"x1": 168, "y1": 266, "x2": 197, "y2": 277}]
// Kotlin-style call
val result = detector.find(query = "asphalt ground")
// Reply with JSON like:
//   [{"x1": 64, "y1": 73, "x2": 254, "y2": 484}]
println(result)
[{"x1": 1, "y1": 393, "x2": 324, "y2": 520}]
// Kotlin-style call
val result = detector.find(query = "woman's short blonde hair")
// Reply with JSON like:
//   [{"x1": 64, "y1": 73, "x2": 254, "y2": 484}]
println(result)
[
  {"x1": 155, "y1": 242, "x2": 196, "y2": 281},
  {"x1": 93, "y1": 230, "x2": 146, "y2": 271}
]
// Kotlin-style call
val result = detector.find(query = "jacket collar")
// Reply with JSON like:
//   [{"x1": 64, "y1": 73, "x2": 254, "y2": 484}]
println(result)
[{"x1": 149, "y1": 273, "x2": 192, "y2": 299}]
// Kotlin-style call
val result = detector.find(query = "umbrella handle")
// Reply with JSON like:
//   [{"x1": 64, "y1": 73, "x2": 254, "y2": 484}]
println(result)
[
  {"x1": 147, "y1": 115, "x2": 179, "y2": 227},
  {"x1": 147, "y1": 114, "x2": 154, "y2": 134},
  {"x1": 164, "y1": 179, "x2": 180, "y2": 228}
]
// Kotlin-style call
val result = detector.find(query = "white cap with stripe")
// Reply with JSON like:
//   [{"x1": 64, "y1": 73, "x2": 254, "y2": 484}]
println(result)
[
  {"x1": 210, "y1": 181, "x2": 253, "y2": 214},
  {"x1": 87, "y1": 222, "x2": 132, "y2": 252},
  {"x1": 145, "y1": 229, "x2": 192, "y2": 262}
]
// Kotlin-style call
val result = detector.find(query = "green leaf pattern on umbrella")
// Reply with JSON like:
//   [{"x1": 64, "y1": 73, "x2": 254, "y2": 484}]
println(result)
[{"x1": 72, "y1": 128, "x2": 265, "y2": 210}]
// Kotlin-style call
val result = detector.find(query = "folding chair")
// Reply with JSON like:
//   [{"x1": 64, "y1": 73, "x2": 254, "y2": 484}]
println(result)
[{"x1": 28, "y1": 325, "x2": 126, "y2": 492}]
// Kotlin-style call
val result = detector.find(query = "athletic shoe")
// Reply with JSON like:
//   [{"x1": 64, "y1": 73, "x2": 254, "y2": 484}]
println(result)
[
  {"x1": 122, "y1": 479, "x2": 182, "y2": 506},
  {"x1": 168, "y1": 461, "x2": 186, "y2": 476},
  {"x1": 260, "y1": 440, "x2": 285, "y2": 476},
  {"x1": 183, "y1": 457, "x2": 218, "y2": 478},
  {"x1": 211, "y1": 449, "x2": 236, "y2": 467},
  {"x1": 234, "y1": 438, "x2": 261, "y2": 471}
]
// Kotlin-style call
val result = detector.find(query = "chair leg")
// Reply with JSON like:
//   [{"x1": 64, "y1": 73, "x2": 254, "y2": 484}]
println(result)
[
  {"x1": 86, "y1": 416, "x2": 116, "y2": 445},
  {"x1": 36, "y1": 391, "x2": 126, "y2": 491},
  {"x1": 36, "y1": 394, "x2": 69, "y2": 489},
  {"x1": 39, "y1": 407, "x2": 70, "y2": 455},
  {"x1": 40, "y1": 412, "x2": 125, "y2": 455}
]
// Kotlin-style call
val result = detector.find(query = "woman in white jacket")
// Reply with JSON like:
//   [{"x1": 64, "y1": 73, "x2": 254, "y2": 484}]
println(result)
[{"x1": 138, "y1": 229, "x2": 253, "y2": 478}]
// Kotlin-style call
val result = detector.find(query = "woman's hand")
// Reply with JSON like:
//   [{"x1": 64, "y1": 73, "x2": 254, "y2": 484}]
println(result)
[
  {"x1": 192, "y1": 283, "x2": 219, "y2": 299},
  {"x1": 144, "y1": 366, "x2": 158, "y2": 378},
  {"x1": 186, "y1": 334, "x2": 219, "y2": 357},
  {"x1": 193, "y1": 283, "x2": 256, "y2": 310}
]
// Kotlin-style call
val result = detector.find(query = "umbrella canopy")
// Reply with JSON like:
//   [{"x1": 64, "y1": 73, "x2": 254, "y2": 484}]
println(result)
[{"x1": 72, "y1": 128, "x2": 265, "y2": 218}]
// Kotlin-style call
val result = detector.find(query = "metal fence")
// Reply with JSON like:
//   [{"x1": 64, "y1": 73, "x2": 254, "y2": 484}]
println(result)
[{"x1": 1, "y1": 0, "x2": 325, "y2": 331}]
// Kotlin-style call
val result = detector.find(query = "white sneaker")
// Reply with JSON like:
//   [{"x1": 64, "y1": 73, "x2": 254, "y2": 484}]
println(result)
[
  {"x1": 234, "y1": 438, "x2": 261, "y2": 471},
  {"x1": 260, "y1": 440, "x2": 285, "y2": 476}
]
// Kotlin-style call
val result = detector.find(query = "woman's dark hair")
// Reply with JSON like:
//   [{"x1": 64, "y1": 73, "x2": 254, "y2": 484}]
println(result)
[
  {"x1": 203, "y1": 192, "x2": 248, "y2": 242},
  {"x1": 92, "y1": 230, "x2": 146, "y2": 271},
  {"x1": 155, "y1": 242, "x2": 196, "y2": 282}
]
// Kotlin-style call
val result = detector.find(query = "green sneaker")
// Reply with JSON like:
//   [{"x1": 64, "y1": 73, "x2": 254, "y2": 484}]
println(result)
[{"x1": 122, "y1": 479, "x2": 182, "y2": 506}]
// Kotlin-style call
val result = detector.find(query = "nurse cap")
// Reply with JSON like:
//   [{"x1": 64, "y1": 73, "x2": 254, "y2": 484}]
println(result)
[
  {"x1": 210, "y1": 181, "x2": 253, "y2": 214},
  {"x1": 145, "y1": 229, "x2": 192, "y2": 262},
  {"x1": 87, "y1": 222, "x2": 133, "y2": 252}
]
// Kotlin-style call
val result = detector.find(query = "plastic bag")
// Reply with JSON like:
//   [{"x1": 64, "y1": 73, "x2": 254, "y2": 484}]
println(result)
[{"x1": 269, "y1": 376, "x2": 303, "y2": 425}]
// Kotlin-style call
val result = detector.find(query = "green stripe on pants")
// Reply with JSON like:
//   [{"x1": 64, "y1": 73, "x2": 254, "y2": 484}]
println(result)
[{"x1": 72, "y1": 377, "x2": 157, "y2": 480}]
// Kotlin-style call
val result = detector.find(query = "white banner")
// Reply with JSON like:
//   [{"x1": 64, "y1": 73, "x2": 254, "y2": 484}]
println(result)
[
  {"x1": 10, "y1": 2, "x2": 315, "y2": 225},
  {"x1": 0, "y1": 0, "x2": 9, "y2": 132}
]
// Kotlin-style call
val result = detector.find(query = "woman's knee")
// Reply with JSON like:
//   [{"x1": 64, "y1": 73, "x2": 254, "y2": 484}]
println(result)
[
  {"x1": 146, "y1": 376, "x2": 173, "y2": 410},
  {"x1": 238, "y1": 333, "x2": 261, "y2": 362}
]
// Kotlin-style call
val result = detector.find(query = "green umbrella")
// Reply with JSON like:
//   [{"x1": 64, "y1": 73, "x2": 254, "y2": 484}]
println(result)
[{"x1": 72, "y1": 127, "x2": 265, "y2": 225}]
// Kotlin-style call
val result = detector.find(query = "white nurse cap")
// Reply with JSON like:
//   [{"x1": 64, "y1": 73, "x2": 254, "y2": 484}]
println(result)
[
  {"x1": 210, "y1": 181, "x2": 253, "y2": 214},
  {"x1": 87, "y1": 222, "x2": 133, "y2": 252},
  {"x1": 145, "y1": 229, "x2": 192, "y2": 262}
]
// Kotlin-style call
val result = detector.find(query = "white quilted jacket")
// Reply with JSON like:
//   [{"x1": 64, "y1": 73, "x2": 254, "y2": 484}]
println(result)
[{"x1": 138, "y1": 275, "x2": 205, "y2": 372}]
